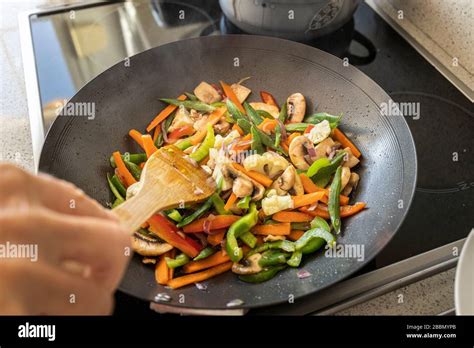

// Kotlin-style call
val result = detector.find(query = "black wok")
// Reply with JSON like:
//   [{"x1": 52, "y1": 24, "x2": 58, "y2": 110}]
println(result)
[{"x1": 39, "y1": 35, "x2": 417, "y2": 310}]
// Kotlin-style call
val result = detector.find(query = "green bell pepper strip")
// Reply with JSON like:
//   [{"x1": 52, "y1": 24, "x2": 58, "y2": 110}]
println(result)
[
  {"x1": 306, "y1": 157, "x2": 331, "y2": 178},
  {"x1": 107, "y1": 173, "x2": 124, "y2": 201},
  {"x1": 210, "y1": 193, "x2": 230, "y2": 215},
  {"x1": 253, "y1": 126, "x2": 286, "y2": 154},
  {"x1": 247, "y1": 240, "x2": 295, "y2": 257},
  {"x1": 310, "y1": 216, "x2": 331, "y2": 230},
  {"x1": 287, "y1": 250, "x2": 303, "y2": 267},
  {"x1": 166, "y1": 209, "x2": 183, "y2": 222},
  {"x1": 110, "y1": 153, "x2": 147, "y2": 168},
  {"x1": 311, "y1": 150, "x2": 346, "y2": 187},
  {"x1": 193, "y1": 246, "x2": 216, "y2": 261},
  {"x1": 239, "y1": 265, "x2": 286, "y2": 283},
  {"x1": 304, "y1": 112, "x2": 342, "y2": 128},
  {"x1": 237, "y1": 118, "x2": 252, "y2": 134},
  {"x1": 237, "y1": 195, "x2": 251, "y2": 209},
  {"x1": 278, "y1": 102, "x2": 288, "y2": 123},
  {"x1": 211, "y1": 101, "x2": 226, "y2": 108},
  {"x1": 189, "y1": 124, "x2": 215, "y2": 162},
  {"x1": 300, "y1": 218, "x2": 330, "y2": 254},
  {"x1": 110, "y1": 174, "x2": 126, "y2": 197},
  {"x1": 184, "y1": 92, "x2": 198, "y2": 101},
  {"x1": 250, "y1": 126, "x2": 265, "y2": 154},
  {"x1": 295, "y1": 228, "x2": 336, "y2": 251},
  {"x1": 111, "y1": 198, "x2": 123, "y2": 208},
  {"x1": 244, "y1": 102, "x2": 264, "y2": 125},
  {"x1": 154, "y1": 131, "x2": 164, "y2": 147},
  {"x1": 290, "y1": 222, "x2": 310, "y2": 230},
  {"x1": 176, "y1": 198, "x2": 213, "y2": 228},
  {"x1": 258, "y1": 250, "x2": 289, "y2": 267},
  {"x1": 226, "y1": 99, "x2": 246, "y2": 121},
  {"x1": 274, "y1": 124, "x2": 282, "y2": 147},
  {"x1": 285, "y1": 123, "x2": 313, "y2": 132},
  {"x1": 257, "y1": 110, "x2": 273, "y2": 119},
  {"x1": 175, "y1": 138, "x2": 193, "y2": 150},
  {"x1": 329, "y1": 165, "x2": 342, "y2": 234},
  {"x1": 124, "y1": 160, "x2": 142, "y2": 181},
  {"x1": 240, "y1": 231, "x2": 257, "y2": 248},
  {"x1": 226, "y1": 203, "x2": 259, "y2": 262},
  {"x1": 165, "y1": 253, "x2": 190, "y2": 269},
  {"x1": 160, "y1": 98, "x2": 215, "y2": 113}
]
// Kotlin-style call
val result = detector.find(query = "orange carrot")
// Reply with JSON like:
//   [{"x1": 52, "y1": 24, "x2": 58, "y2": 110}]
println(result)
[
  {"x1": 224, "y1": 192, "x2": 238, "y2": 211},
  {"x1": 340, "y1": 202, "x2": 366, "y2": 217},
  {"x1": 207, "y1": 229, "x2": 226, "y2": 246},
  {"x1": 272, "y1": 211, "x2": 313, "y2": 223},
  {"x1": 332, "y1": 128, "x2": 361, "y2": 158},
  {"x1": 288, "y1": 230, "x2": 305, "y2": 241},
  {"x1": 299, "y1": 206, "x2": 330, "y2": 219},
  {"x1": 129, "y1": 129, "x2": 145, "y2": 150},
  {"x1": 258, "y1": 118, "x2": 278, "y2": 133},
  {"x1": 168, "y1": 262, "x2": 233, "y2": 289},
  {"x1": 232, "y1": 124, "x2": 244, "y2": 135},
  {"x1": 141, "y1": 134, "x2": 158, "y2": 158},
  {"x1": 292, "y1": 192, "x2": 325, "y2": 209},
  {"x1": 139, "y1": 162, "x2": 146, "y2": 169},
  {"x1": 146, "y1": 94, "x2": 187, "y2": 132},
  {"x1": 168, "y1": 249, "x2": 176, "y2": 280},
  {"x1": 182, "y1": 215, "x2": 240, "y2": 233},
  {"x1": 299, "y1": 173, "x2": 349, "y2": 205},
  {"x1": 252, "y1": 223, "x2": 291, "y2": 236},
  {"x1": 155, "y1": 252, "x2": 171, "y2": 285},
  {"x1": 300, "y1": 202, "x2": 366, "y2": 219},
  {"x1": 260, "y1": 91, "x2": 279, "y2": 108},
  {"x1": 232, "y1": 134, "x2": 252, "y2": 152},
  {"x1": 287, "y1": 132, "x2": 301, "y2": 145},
  {"x1": 191, "y1": 107, "x2": 226, "y2": 145},
  {"x1": 112, "y1": 151, "x2": 137, "y2": 187},
  {"x1": 231, "y1": 162, "x2": 273, "y2": 187},
  {"x1": 281, "y1": 142, "x2": 289, "y2": 153},
  {"x1": 183, "y1": 251, "x2": 230, "y2": 274},
  {"x1": 220, "y1": 81, "x2": 244, "y2": 113},
  {"x1": 152, "y1": 124, "x2": 161, "y2": 142}
]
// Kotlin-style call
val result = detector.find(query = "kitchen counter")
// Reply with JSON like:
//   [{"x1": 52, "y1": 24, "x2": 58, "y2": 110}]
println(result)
[{"x1": 0, "y1": 0, "x2": 459, "y2": 315}]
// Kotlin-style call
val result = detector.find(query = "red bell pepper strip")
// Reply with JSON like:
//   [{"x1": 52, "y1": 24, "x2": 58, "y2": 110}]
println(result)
[
  {"x1": 167, "y1": 125, "x2": 195, "y2": 143},
  {"x1": 148, "y1": 214, "x2": 202, "y2": 258},
  {"x1": 260, "y1": 91, "x2": 279, "y2": 109}
]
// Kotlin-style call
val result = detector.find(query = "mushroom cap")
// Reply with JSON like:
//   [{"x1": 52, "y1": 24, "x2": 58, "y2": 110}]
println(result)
[{"x1": 288, "y1": 135, "x2": 315, "y2": 170}]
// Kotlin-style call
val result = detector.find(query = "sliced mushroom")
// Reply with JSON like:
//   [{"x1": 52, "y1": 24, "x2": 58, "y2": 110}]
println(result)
[
  {"x1": 193, "y1": 114, "x2": 209, "y2": 131},
  {"x1": 232, "y1": 253, "x2": 263, "y2": 275},
  {"x1": 194, "y1": 81, "x2": 221, "y2": 104},
  {"x1": 249, "y1": 102, "x2": 279, "y2": 119},
  {"x1": 291, "y1": 170, "x2": 305, "y2": 195},
  {"x1": 263, "y1": 235, "x2": 286, "y2": 242},
  {"x1": 232, "y1": 176, "x2": 254, "y2": 198},
  {"x1": 214, "y1": 117, "x2": 231, "y2": 134},
  {"x1": 231, "y1": 83, "x2": 251, "y2": 103},
  {"x1": 314, "y1": 137, "x2": 336, "y2": 159},
  {"x1": 340, "y1": 166, "x2": 351, "y2": 191},
  {"x1": 243, "y1": 152, "x2": 289, "y2": 179},
  {"x1": 226, "y1": 164, "x2": 265, "y2": 201},
  {"x1": 131, "y1": 233, "x2": 173, "y2": 257},
  {"x1": 289, "y1": 136, "x2": 315, "y2": 170},
  {"x1": 342, "y1": 147, "x2": 360, "y2": 168},
  {"x1": 270, "y1": 165, "x2": 303, "y2": 196},
  {"x1": 168, "y1": 105, "x2": 194, "y2": 132},
  {"x1": 287, "y1": 93, "x2": 306, "y2": 123},
  {"x1": 342, "y1": 172, "x2": 360, "y2": 196}
]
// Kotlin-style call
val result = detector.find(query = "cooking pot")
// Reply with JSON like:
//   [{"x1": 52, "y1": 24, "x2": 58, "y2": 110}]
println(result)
[{"x1": 219, "y1": 0, "x2": 360, "y2": 41}]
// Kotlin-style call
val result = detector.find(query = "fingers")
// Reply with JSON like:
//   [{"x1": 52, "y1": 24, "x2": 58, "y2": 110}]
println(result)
[
  {"x1": 1, "y1": 259, "x2": 114, "y2": 315},
  {"x1": 0, "y1": 208, "x2": 131, "y2": 291}
]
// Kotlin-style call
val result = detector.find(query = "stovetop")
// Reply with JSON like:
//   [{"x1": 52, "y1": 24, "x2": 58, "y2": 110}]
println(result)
[{"x1": 23, "y1": 0, "x2": 473, "y2": 315}]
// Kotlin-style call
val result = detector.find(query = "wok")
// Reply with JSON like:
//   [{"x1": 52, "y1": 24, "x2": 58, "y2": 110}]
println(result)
[{"x1": 39, "y1": 35, "x2": 417, "y2": 310}]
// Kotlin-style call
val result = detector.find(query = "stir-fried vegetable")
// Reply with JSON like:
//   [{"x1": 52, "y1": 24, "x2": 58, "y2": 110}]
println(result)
[{"x1": 106, "y1": 78, "x2": 366, "y2": 288}]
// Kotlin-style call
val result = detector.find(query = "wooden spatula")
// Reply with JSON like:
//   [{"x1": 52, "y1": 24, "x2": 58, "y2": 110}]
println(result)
[{"x1": 113, "y1": 146, "x2": 215, "y2": 234}]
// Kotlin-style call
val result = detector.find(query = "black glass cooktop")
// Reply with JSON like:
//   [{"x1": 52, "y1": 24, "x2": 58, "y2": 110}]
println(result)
[{"x1": 28, "y1": 0, "x2": 473, "y2": 314}]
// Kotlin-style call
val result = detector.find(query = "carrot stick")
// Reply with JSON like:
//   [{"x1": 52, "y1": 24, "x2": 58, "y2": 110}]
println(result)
[
  {"x1": 146, "y1": 94, "x2": 187, "y2": 132},
  {"x1": 258, "y1": 118, "x2": 278, "y2": 133},
  {"x1": 168, "y1": 262, "x2": 233, "y2": 289},
  {"x1": 190, "y1": 107, "x2": 226, "y2": 145},
  {"x1": 129, "y1": 129, "x2": 145, "y2": 150},
  {"x1": 152, "y1": 124, "x2": 161, "y2": 142},
  {"x1": 332, "y1": 128, "x2": 361, "y2": 158},
  {"x1": 340, "y1": 202, "x2": 366, "y2": 217},
  {"x1": 232, "y1": 124, "x2": 244, "y2": 135},
  {"x1": 220, "y1": 81, "x2": 244, "y2": 113},
  {"x1": 232, "y1": 134, "x2": 252, "y2": 152},
  {"x1": 288, "y1": 230, "x2": 305, "y2": 241},
  {"x1": 141, "y1": 134, "x2": 158, "y2": 158},
  {"x1": 182, "y1": 215, "x2": 240, "y2": 233},
  {"x1": 155, "y1": 252, "x2": 171, "y2": 285},
  {"x1": 292, "y1": 192, "x2": 325, "y2": 209},
  {"x1": 252, "y1": 223, "x2": 291, "y2": 236},
  {"x1": 112, "y1": 151, "x2": 137, "y2": 187},
  {"x1": 260, "y1": 91, "x2": 279, "y2": 108},
  {"x1": 207, "y1": 229, "x2": 225, "y2": 246},
  {"x1": 183, "y1": 251, "x2": 230, "y2": 274},
  {"x1": 287, "y1": 132, "x2": 301, "y2": 145},
  {"x1": 272, "y1": 211, "x2": 313, "y2": 223},
  {"x1": 168, "y1": 249, "x2": 176, "y2": 280},
  {"x1": 231, "y1": 162, "x2": 273, "y2": 187},
  {"x1": 299, "y1": 173, "x2": 350, "y2": 205},
  {"x1": 224, "y1": 192, "x2": 238, "y2": 211},
  {"x1": 299, "y1": 206, "x2": 330, "y2": 219}
]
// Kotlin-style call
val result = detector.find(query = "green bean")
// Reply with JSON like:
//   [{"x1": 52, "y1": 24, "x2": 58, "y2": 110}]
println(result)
[
  {"x1": 193, "y1": 247, "x2": 216, "y2": 261},
  {"x1": 285, "y1": 123, "x2": 312, "y2": 132},
  {"x1": 244, "y1": 102, "x2": 263, "y2": 125},
  {"x1": 160, "y1": 98, "x2": 215, "y2": 113},
  {"x1": 109, "y1": 153, "x2": 147, "y2": 168},
  {"x1": 329, "y1": 166, "x2": 342, "y2": 234},
  {"x1": 165, "y1": 253, "x2": 190, "y2": 268},
  {"x1": 278, "y1": 102, "x2": 288, "y2": 123},
  {"x1": 304, "y1": 112, "x2": 342, "y2": 128},
  {"x1": 107, "y1": 173, "x2": 124, "y2": 201},
  {"x1": 110, "y1": 174, "x2": 126, "y2": 197},
  {"x1": 124, "y1": 160, "x2": 142, "y2": 181},
  {"x1": 250, "y1": 126, "x2": 265, "y2": 154},
  {"x1": 184, "y1": 92, "x2": 198, "y2": 101},
  {"x1": 257, "y1": 110, "x2": 273, "y2": 119},
  {"x1": 239, "y1": 265, "x2": 286, "y2": 283},
  {"x1": 176, "y1": 198, "x2": 213, "y2": 228}
]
